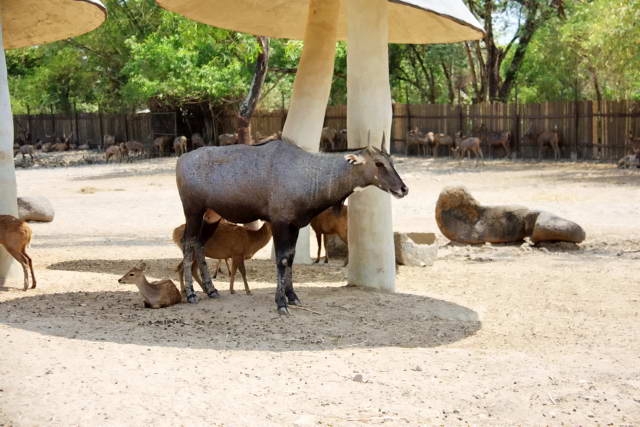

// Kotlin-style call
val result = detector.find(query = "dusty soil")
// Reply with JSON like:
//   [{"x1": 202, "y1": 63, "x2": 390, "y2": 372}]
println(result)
[{"x1": 1, "y1": 156, "x2": 639, "y2": 426}]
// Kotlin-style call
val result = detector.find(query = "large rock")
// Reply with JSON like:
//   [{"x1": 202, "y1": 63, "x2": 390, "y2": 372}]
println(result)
[
  {"x1": 530, "y1": 211, "x2": 586, "y2": 244},
  {"x1": 17, "y1": 196, "x2": 55, "y2": 222},
  {"x1": 394, "y1": 232, "x2": 438, "y2": 267},
  {"x1": 435, "y1": 186, "x2": 585, "y2": 244}
]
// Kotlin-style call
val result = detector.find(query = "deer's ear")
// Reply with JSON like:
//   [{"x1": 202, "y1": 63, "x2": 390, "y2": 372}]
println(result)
[
  {"x1": 344, "y1": 153, "x2": 366, "y2": 165},
  {"x1": 137, "y1": 261, "x2": 147, "y2": 270}
]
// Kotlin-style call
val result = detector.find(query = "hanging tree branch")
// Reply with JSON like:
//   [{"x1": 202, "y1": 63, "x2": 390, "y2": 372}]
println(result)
[{"x1": 237, "y1": 36, "x2": 270, "y2": 145}]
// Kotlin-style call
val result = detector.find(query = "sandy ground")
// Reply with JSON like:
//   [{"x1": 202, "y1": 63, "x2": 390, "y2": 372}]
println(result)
[{"x1": 1, "y1": 153, "x2": 640, "y2": 426}]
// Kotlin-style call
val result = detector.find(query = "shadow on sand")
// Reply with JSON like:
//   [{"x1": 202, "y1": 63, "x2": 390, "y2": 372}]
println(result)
[{"x1": 1, "y1": 259, "x2": 481, "y2": 351}]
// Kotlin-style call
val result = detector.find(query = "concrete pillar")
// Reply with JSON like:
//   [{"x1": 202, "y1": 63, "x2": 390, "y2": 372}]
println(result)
[
  {"x1": 0, "y1": 20, "x2": 19, "y2": 286},
  {"x1": 346, "y1": 0, "x2": 395, "y2": 291},
  {"x1": 281, "y1": 0, "x2": 339, "y2": 264}
]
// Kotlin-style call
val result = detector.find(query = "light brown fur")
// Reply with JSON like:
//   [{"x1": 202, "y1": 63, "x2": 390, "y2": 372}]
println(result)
[
  {"x1": 406, "y1": 127, "x2": 429, "y2": 156},
  {"x1": 453, "y1": 135, "x2": 484, "y2": 166},
  {"x1": 105, "y1": 145, "x2": 123, "y2": 163},
  {"x1": 429, "y1": 132, "x2": 454, "y2": 158},
  {"x1": 124, "y1": 140, "x2": 145, "y2": 158},
  {"x1": 153, "y1": 136, "x2": 172, "y2": 156},
  {"x1": 0, "y1": 215, "x2": 36, "y2": 290},
  {"x1": 538, "y1": 129, "x2": 561, "y2": 160},
  {"x1": 310, "y1": 205, "x2": 348, "y2": 264},
  {"x1": 118, "y1": 262, "x2": 181, "y2": 308},
  {"x1": 174, "y1": 136, "x2": 187, "y2": 156},
  {"x1": 173, "y1": 218, "x2": 272, "y2": 295}
]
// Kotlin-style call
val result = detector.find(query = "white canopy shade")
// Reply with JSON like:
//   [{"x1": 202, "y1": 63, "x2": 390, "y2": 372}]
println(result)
[
  {"x1": 3, "y1": 0, "x2": 107, "y2": 49},
  {"x1": 157, "y1": 0, "x2": 483, "y2": 44}
]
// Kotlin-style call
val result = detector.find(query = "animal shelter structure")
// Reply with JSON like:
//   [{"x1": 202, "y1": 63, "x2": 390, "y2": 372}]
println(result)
[{"x1": 156, "y1": 0, "x2": 483, "y2": 291}]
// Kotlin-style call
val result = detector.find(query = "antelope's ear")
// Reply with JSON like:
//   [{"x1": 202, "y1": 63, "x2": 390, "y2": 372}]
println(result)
[
  {"x1": 137, "y1": 261, "x2": 147, "y2": 270},
  {"x1": 344, "y1": 153, "x2": 366, "y2": 165}
]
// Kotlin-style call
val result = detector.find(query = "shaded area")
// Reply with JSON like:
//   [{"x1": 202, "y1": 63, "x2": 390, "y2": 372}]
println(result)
[
  {"x1": 47, "y1": 258, "x2": 345, "y2": 284},
  {"x1": 34, "y1": 235, "x2": 172, "y2": 249},
  {"x1": 0, "y1": 286, "x2": 480, "y2": 351}
]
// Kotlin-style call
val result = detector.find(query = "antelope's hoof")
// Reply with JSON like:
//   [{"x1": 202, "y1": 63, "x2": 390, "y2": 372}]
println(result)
[
  {"x1": 246, "y1": 290, "x2": 252, "y2": 295},
  {"x1": 288, "y1": 298, "x2": 301, "y2": 306},
  {"x1": 230, "y1": 289, "x2": 235, "y2": 294},
  {"x1": 313, "y1": 259, "x2": 319, "y2": 264},
  {"x1": 207, "y1": 289, "x2": 220, "y2": 299},
  {"x1": 31, "y1": 284, "x2": 36, "y2": 289},
  {"x1": 278, "y1": 306, "x2": 290, "y2": 316},
  {"x1": 187, "y1": 294, "x2": 198, "y2": 304}
]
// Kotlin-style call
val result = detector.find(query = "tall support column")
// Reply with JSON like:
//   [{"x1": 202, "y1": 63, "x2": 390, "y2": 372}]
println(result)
[
  {"x1": 282, "y1": 0, "x2": 339, "y2": 264},
  {"x1": 0, "y1": 20, "x2": 19, "y2": 285},
  {"x1": 346, "y1": 0, "x2": 395, "y2": 291}
]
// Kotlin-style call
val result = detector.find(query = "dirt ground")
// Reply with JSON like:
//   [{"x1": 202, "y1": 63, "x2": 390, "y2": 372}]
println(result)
[{"x1": 1, "y1": 153, "x2": 639, "y2": 426}]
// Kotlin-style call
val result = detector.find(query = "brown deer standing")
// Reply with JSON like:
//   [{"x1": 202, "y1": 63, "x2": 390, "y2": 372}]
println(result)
[
  {"x1": 310, "y1": 205, "x2": 348, "y2": 264},
  {"x1": 0, "y1": 215, "x2": 36, "y2": 290},
  {"x1": 153, "y1": 136, "x2": 172, "y2": 156},
  {"x1": 453, "y1": 134, "x2": 484, "y2": 166},
  {"x1": 406, "y1": 127, "x2": 429, "y2": 156},
  {"x1": 118, "y1": 262, "x2": 182, "y2": 308},
  {"x1": 429, "y1": 132, "x2": 455, "y2": 158},
  {"x1": 537, "y1": 126, "x2": 561, "y2": 160},
  {"x1": 484, "y1": 130, "x2": 511, "y2": 158},
  {"x1": 174, "y1": 136, "x2": 188, "y2": 156},
  {"x1": 105, "y1": 145, "x2": 124, "y2": 163},
  {"x1": 173, "y1": 215, "x2": 272, "y2": 295}
]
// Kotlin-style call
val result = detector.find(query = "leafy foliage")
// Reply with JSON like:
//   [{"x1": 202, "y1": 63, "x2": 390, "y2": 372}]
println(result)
[{"x1": 5, "y1": 0, "x2": 639, "y2": 115}]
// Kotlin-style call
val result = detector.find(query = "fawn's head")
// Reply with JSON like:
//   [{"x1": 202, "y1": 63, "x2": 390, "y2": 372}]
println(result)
[{"x1": 118, "y1": 262, "x2": 146, "y2": 284}]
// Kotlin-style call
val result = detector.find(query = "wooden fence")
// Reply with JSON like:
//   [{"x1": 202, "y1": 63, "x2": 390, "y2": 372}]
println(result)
[
  {"x1": 12, "y1": 111, "x2": 172, "y2": 149},
  {"x1": 238, "y1": 101, "x2": 639, "y2": 161},
  {"x1": 14, "y1": 100, "x2": 640, "y2": 160}
]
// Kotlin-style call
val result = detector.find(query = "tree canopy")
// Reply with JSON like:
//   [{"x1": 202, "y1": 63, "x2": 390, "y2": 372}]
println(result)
[{"x1": 6, "y1": 0, "x2": 638, "y2": 115}]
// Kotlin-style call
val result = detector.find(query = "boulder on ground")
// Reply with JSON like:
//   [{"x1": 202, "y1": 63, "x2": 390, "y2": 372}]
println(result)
[
  {"x1": 17, "y1": 196, "x2": 55, "y2": 222},
  {"x1": 435, "y1": 186, "x2": 585, "y2": 244},
  {"x1": 394, "y1": 232, "x2": 438, "y2": 267},
  {"x1": 530, "y1": 211, "x2": 586, "y2": 244}
]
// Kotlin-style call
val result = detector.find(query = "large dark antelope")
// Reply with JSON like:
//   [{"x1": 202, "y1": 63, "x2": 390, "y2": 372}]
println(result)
[{"x1": 176, "y1": 136, "x2": 408, "y2": 314}]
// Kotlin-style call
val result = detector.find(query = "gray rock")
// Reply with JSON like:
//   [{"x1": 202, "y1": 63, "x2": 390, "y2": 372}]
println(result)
[
  {"x1": 394, "y1": 232, "x2": 438, "y2": 267},
  {"x1": 17, "y1": 196, "x2": 54, "y2": 222},
  {"x1": 531, "y1": 211, "x2": 586, "y2": 243}
]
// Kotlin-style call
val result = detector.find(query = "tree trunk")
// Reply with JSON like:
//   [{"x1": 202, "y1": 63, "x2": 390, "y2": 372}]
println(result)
[
  {"x1": 237, "y1": 36, "x2": 269, "y2": 145},
  {"x1": 464, "y1": 41, "x2": 480, "y2": 101},
  {"x1": 441, "y1": 60, "x2": 455, "y2": 104},
  {"x1": 497, "y1": 4, "x2": 540, "y2": 101}
]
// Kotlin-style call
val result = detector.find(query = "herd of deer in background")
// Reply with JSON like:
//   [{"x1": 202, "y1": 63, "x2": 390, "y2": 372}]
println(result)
[{"x1": 13, "y1": 124, "x2": 640, "y2": 166}]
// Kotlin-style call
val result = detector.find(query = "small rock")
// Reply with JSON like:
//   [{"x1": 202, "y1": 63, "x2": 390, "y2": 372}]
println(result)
[
  {"x1": 17, "y1": 196, "x2": 55, "y2": 222},
  {"x1": 353, "y1": 374, "x2": 364, "y2": 383}
]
